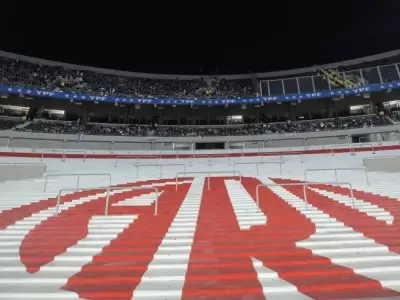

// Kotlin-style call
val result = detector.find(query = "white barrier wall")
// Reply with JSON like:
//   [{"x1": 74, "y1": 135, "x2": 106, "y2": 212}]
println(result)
[
  {"x1": 1, "y1": 140, "x2": 399, "y2": 157},
  {"x1": 363, "y1": 156, "x2": 400, "y2": 173},
  {"x1": 0, "y1": 124, "x2": 399, "y2": 151},
  {"x1": 0, "y1": 163, "x2": 47, "y2": 182}
]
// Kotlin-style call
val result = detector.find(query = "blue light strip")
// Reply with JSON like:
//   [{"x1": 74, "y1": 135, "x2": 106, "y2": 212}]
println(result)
[{"x1": 1, "y1": 81, "x2": 399, "y2": 106}]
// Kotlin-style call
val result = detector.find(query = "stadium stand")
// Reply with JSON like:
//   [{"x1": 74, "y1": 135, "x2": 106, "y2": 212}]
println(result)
[
  {"x1": 1, "y1": 49, "x2": 400, "y2": 299},
  {"x1": 0, "y1": 57, "x2": 254, "y2": 99},
  {"x1": 12, "y1": 114, "x2": 394, "y2": 136},
  {"x1": 0, "y1": 117, "x2": 24, "y2": 130},
  {"x1": 1, "y1": 148, "x2": 400, "y2": 299}
]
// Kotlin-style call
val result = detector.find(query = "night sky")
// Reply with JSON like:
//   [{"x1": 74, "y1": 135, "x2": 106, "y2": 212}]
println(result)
[{"x1": 1, "y1": 1, "x2": 400, "y2": 75}]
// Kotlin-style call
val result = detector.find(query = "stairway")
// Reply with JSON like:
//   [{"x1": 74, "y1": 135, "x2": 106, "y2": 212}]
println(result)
[
  {"x1": 1, "y1": 173, "x2": 400, "y2": 299},
  {"x1": 266, "y1": 177, "x2": 400, "y2": 298},
  {"x1": 0, "y1": 177, "x2": 194, "y2": 299}
]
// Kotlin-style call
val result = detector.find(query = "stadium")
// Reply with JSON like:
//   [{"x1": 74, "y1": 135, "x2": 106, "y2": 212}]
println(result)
[{"x1": 2, "y1": 5, "x2": 400, "y2": 298}]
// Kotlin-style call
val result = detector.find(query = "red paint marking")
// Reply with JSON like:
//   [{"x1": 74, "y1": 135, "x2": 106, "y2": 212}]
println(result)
[
  {"x1": 182, "y1": 177, "x2": 265, "y2": 300},
  {"x1": 0, "y1": 144, "x2": 398, "y2": 160},
  {"x1": 5, "y1": 175, "x2": 400, "y2": 298},
  {"x1": 0, "y1": 190, "x2": 101, "y2": 230},
  {"x1": 272, "y1": 178, "x2": 400, "y2": 254},
  {"x1": 20, "y1": 189, "x2": 161, "y2": 273},
  {"x1": 308, "y1": 183, "x2": 400, "y2": 226},
  {"x1": 63, "y1": 183, "x2": 191, "y2": 300},
  {"x1": 240, "y1": 177, "x2": 400, "y2": 299},
  {"x1": 0, "y1": 178, "x2": 191, "y2": 231}
]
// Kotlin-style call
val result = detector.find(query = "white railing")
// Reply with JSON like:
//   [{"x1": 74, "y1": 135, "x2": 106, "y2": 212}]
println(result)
[
  {"x1": 190, "y1": 154, "x2": 213, "y2": 166},
  {"x1": 40, "y1": 149, "x2": 63, "y2": 161},
  {"x1": 115, "y1": 155, "x2": 140, "y2": 168},
  {"x1": 304, "y1": 168, "x2": 370, "y2": 185},
  {"x1": 330, "y1": 143, "x2": 355, "y2": 156},
  {"x1": 233, "y1": 162, "x2": 264, "y2": 176},
  {"x1": 256, "y1": 181, "x2": 355, "y2": 210},
  {"x1": 233, "y1": 161, "x2": 282, "y2": 176},
  {"x1": 43, "y1": 173, "x2": 112, "y2": 192},
  {"x1": 261, "y1": 161, "x2": 283, "y2": 175},
  {"x1": 62, "y1": 150, "x2": 87, "y2": 162},
  {"x1": 135, "y1": 163, "x2": 187, "y2": 178},
  {"x1": 115, "y1": 155, "x2": 160, "y2": 167},
  {"x1": 191, "y1": 153, "x2": 231, "y2": 164},
  {"x1": 136, "y1": 155, "x2": 160, "y2": 165},
  {"x1": 5, "y1": 137, "x2": 11, "y2": 148},
  {"x1": 358, "y1": 138, "x2": 383, "y2": 154},
  {"x1": 280, "y1": 151, "x2": 304, "y2": 163},
  {"x1": 175, "y1": 171, "x2": 242, "y2": 190},
  {"x1": 55, "y1": 185, "x2": 159, "y2": 216}
]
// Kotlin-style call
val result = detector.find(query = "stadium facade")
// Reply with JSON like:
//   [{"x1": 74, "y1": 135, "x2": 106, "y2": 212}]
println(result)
[{"x1": 1, "y1": 49, "x2": 400, "y2": 151}]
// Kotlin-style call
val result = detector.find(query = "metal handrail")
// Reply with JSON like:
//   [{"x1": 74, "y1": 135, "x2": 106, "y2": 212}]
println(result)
[
  {"x1": 233, "y1": 161, "x2": 281, "y2": 176},
  {"x1": 304, "y1": 168, "x2": 370, "y2": 185},
  {"x1": 256, "y1": 181, "x2": 355, "y2": 211},
  {"x1": 62, "y1": 150, "x2": 87, "y2": 162},
  {"x1": 330, "y1": 143, "x2": 355, "y2": 156},
  {"x1": 43, "y1": 173, "x2": 112, "y2": 192},
  {"x1": 191, "y1": 153, "x2": 231, "y2": 166},
  {"x1": 175, "y1": 171, "x2": 242, "y2": 190},
  {"x1": 233, "y1": 162, "x2": 262, "y2": 176},
  {"x1": 115, "y1": 155, "x2": 160, "y2": 168},
  {"x1": 190, "y1": 154, "x2": 213, "y2": 167},
  {"x1": 260, "y1": 161, "x2": 283, "y2": 175},
  {"x1": 41, "y1": 149, "x2": 63, "y2": 161},
  {"x1": 136, "y1": 155, "x2": 160, "y2": 164},
  {"x1": 115, "y1": 155, "x2": 139, "y2": 168},
  {"x1": 55, "y1": 185, "x2": 159, "y2": 216},
  {"x1": 358, "y1": 137, "x2": 376, "y2": 154},
  {"x1": 280, "y1": 151, "x2": 304, "y2": 163},
  {"x1": 135, "y1": 163, "x2": 187, "y2": 178}
]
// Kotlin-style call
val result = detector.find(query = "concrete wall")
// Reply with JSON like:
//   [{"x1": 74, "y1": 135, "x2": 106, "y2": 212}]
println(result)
[
  {"x1": 363, "y1": 156, "x2": 400, "y2": 173},
  {"x1": 0, "y1": 125, "x2": 399, "y2": 152},
  {"x1": 0, "y1": 163, "x2": 47, "y2": 182}
]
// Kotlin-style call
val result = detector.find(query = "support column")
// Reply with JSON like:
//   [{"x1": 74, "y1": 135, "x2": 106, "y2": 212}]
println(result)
[
  {"x1": 289, "y1": 102, "x2": 296, "y2": 121},
  {"x1": 376, "y1": 102, "x2": 385, "y2": 114},
  {"x1": 369, "y1": 99, "x2": 377, "y2": 114},
  {"x1": 81, "y1": 103, "x2": 89, "y2": 121},
  {"x1": 325, "y1": 99, "x2": 334, "y2": 118}
]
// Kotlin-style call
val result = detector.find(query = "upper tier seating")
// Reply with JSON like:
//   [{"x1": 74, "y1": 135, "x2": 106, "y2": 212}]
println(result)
[
  {"x1": 0, "y1": 58, "x2": 254, "y2": 99},
  {"x1": 14, "y1": 114, "x2": 393, "y2": 137},
  {"x1": 0, "y1": 117, "x2": 25, "y2": 130}
]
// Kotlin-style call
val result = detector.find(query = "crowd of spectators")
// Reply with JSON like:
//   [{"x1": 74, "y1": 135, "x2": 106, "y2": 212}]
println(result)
[
  {"x1": 0, "y1": 117, "x2": 24, "y2": 130},
  {"x1": 390, "y1": 110, "x2": 400, "y2": 122},
  {"x1": 14, "y1": 114, "x2": 394, "y2": 137},
  {"x1": 0, "y1": 57, "x2": 254, "y2": 99}
]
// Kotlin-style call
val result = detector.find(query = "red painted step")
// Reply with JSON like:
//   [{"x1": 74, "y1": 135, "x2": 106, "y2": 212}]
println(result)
[
  {"x1": 271, "y1": 178, "x2": 400, "y2": 254},
  {"x1": 20, "y1": 188, "x2": 164, "y2": 273},
  {"x1": 308, "y1": 183, "x2": 400, "y2": 225},
  {"x1": 240, "y1": 177, "x2": 400, "y2": 299},
  {"x1": 0, "y1": 177, "x2": 192, "y2": 231},
  {"x1": 63, "y1": 183, "x2": 191, "y2": 300},
  {"x1": 182, "y1": 177, "x2": 266, "y2": 300}
]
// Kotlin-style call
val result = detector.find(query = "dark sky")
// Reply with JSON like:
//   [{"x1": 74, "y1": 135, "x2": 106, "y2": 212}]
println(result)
[{"x1": 1, "y1": 1, "x2": 400, "y2": 75}]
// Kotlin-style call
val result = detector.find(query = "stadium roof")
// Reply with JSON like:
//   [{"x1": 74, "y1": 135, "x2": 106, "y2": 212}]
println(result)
[{"x1": 1, "y1": 1, "x2": 400, "y2": 75}]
